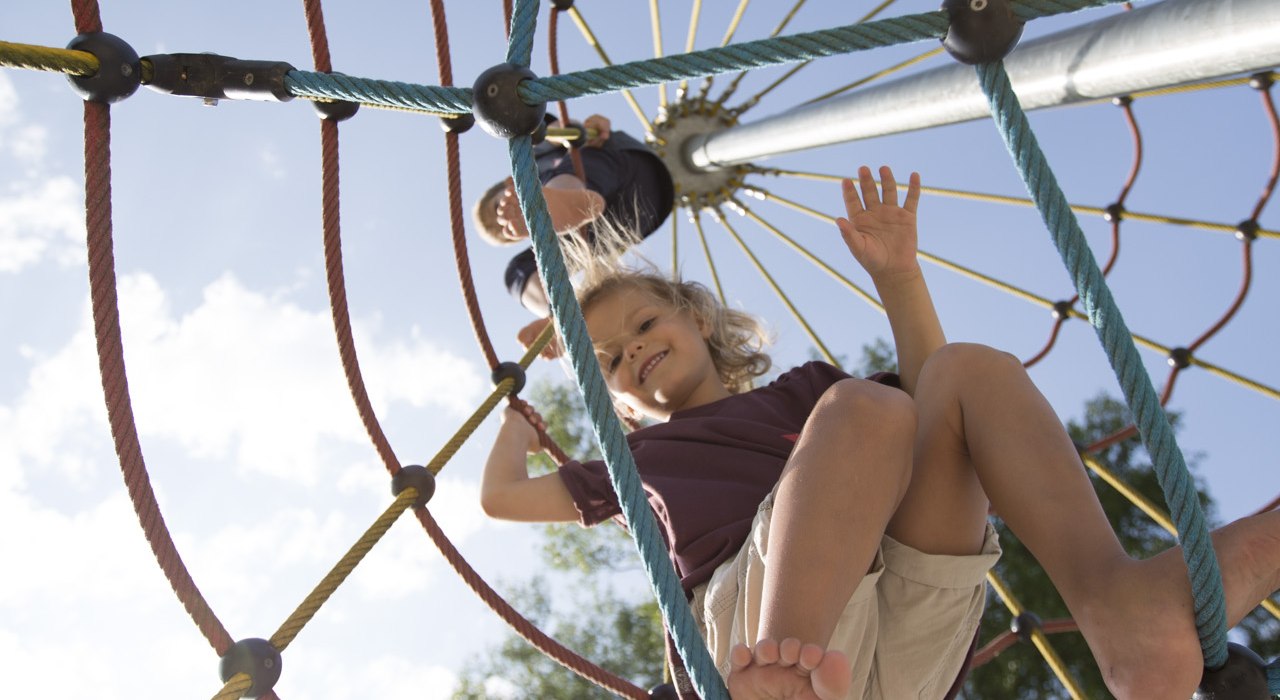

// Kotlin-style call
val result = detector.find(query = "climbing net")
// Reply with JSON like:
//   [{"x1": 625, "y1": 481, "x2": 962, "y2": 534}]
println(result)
[{"x1": 2, "y1": 0, "x2": 1278, "y2": 697}]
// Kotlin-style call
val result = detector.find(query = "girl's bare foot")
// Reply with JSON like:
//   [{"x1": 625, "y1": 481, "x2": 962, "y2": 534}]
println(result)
[
  {"x1": 726, "y1": 638, "x2": 852, "y2": 700},
  {"x1": 1075, "y1": 511, "x2": 1280, "y2": 700}
]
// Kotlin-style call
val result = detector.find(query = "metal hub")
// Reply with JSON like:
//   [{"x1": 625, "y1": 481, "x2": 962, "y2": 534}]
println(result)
[{"x1": 650, "y1": 98, "x2": 748, "y2": 211}]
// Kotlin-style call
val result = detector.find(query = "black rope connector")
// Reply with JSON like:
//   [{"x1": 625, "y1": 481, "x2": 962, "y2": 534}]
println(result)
[
  {"x1": 392, "y1": 465, "x2": 436, "y2": 508},
  {"x1": 310, "y1": 74, "x2": 359, "y2": 121},
  {"x1": 492, "y1": 361, "x2": 527, "y2": 396},
  {"x1": 648, "y1": 683, "x2": 679, "y2": 700},
  {"x1": 1168, "y1": 347, "x2": 1193, "y2": 369},
  {"x1": 1010, "y1": 610, "x2": 1042, "y2": 644},
  {"x1": 145, "y1": 53, "x2": 296, "y2": 103},
  {"x1": 1235, "y1": 219, "x2": 1259, "y2": 242},
  {"x1": 1112, "y1": 95, "x2": 1133, "y2": 108},
  {"x1": 1104, "y1": 203, "x2": 1125, "y2": 223},
  {"x1": 551, "y1": 0, "x2": 576, "y2": 10},
  {"x1": 219, "y1": 638, "x2": 282, "y2": 699},
  {"x1": 1052, "y1": 300, "x2": 1074, "y2": 321},
  {"x1": 471, "y1": 63, "x2": 547, "y2": 139},
  {"x1": 1192, "y1": 643, "x2": 1270, "y2": 699},
  {"x1": 1248, "y1": 72, "x2": 1273, "y2": 91},
  {"x1": 940, "y1": 0, "x2": 1024, "y2": 66},
  {"x1": 440, "y1": 113, "x2": 476, "y2": 134},
  {"x1": 66, "y1": 32, "x2": 141, "y2": 104}
]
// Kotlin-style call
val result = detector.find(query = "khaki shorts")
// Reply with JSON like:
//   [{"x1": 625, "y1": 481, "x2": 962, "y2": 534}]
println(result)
[{"x1": 690, "y1": 493, "x2": 1001, "y2": 700}]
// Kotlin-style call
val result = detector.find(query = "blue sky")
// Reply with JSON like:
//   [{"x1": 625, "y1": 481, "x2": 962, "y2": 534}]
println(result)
[{"x1": 1, "y1": 1, "x2": 1277, "y2": 698}]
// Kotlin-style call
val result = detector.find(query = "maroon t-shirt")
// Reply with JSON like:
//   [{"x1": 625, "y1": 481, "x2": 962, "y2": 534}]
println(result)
[{"x1": 557, "y1": 361, "x2": 899, "y2": 595}]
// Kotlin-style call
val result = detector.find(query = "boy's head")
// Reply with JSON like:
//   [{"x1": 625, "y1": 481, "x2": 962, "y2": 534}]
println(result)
[{"x1": 472, "y1": 179, "x2": 514, "y2": 246}]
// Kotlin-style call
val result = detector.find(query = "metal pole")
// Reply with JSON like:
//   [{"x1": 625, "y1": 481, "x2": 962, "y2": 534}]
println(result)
[{"x1": 687, "y1": 0, "x2": 1280, "y2": 169}]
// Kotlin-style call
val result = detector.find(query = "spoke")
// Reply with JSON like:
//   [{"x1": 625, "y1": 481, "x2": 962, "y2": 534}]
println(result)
[
  {"x1": 713, "y1": 207, "x2": 841, "y2": 367},
  {"x1": 691, "y1": 209, "x2": 728, "y2": 305},
  {"x1": 649, "y1": 0, "x2": 667, "y2": 107},
  {"x1": 800, "y1": 47, "x2": 944, "y2": 106},
  {"x1": 678, "y1": 0, "x2": 704, "y2": 100},
  {"x1": 566, "y1": 6, "x2": 653, "y2": 132}
]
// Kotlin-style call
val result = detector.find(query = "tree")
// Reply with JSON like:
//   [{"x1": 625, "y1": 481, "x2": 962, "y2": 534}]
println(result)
[
  {"x1": 453, "y1": 380, "x2": 664, "y2": 699},
  {"x1": 959, "y1": 393, "x2": 1279, "y2": 699}
]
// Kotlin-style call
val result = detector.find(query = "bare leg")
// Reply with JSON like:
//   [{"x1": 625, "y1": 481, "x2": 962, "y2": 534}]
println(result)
[
  {"x1": 726, "y1": 379, "x2": 917, "y2": 700},
  {"x1": 906, "y1": 343, "x2": 1280, "y2": 700}
]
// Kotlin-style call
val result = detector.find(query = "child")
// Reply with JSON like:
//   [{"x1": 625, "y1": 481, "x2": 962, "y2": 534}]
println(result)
[
  {"x1": 480, "y1": 165, "x2": 1280, "y2": 700},
  {"x1": 471, "y1": 113, "x2": 675, "y2": 356}
]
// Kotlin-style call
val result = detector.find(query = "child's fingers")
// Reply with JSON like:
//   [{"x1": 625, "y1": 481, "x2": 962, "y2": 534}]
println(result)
[
  {"x1": 879, "y1": 165, "x2": 898, "y2": 208},
  {"x1": 840, "y1": 178, "x2": 863, "y2": 217},
  {"x1": 903, "y1": 171, "x2": 922, "y2": 213},
  {"x1": 857, "y1": 165, "x2": 880, "y2": 207}
]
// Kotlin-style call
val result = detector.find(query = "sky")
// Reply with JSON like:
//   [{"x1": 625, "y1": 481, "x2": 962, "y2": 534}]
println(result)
[{"x1": 1, "y1": 1, "x2": 1277, "y2": 698}]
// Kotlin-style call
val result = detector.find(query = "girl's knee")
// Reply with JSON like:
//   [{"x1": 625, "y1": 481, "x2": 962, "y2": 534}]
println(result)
[
  {"x1": 814, "y1": 378, "x2": 916, "y2": 438},
  {"x1": 920, "y1": 343, "x2": 1024, "y2": 387}
]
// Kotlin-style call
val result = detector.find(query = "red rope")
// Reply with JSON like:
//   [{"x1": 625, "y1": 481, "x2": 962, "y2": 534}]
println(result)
[
  {"x1": 549, "y1": 8, "x2": 587, "y2": 182},
  {"x1": 1025, "y1": 98, "x2": 1141, "y2": 370},
  {"x1": 415, "y1": 508, "x2": 649, "y2": 699},
  {"x1": 970, "y1": 618, "x2": 1080, "y2": 668},
  {"x1": 76, "y1": 0, "x2": 233, "y2": 657}
]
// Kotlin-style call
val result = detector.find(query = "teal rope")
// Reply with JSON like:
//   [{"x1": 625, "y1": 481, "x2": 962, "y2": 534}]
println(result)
[
  {"x1": 505, "y1": 1, "x2": 726, "y2": 697},
  {"x1": 284, "y1": 70, "x2": 470, "y2": 113},
  {"x1": 520, "y1": 12, "x2": 950, "y2": 103},
  {"x1": 509, "y1": 135, "x2": 728, "y2": 700},
  {"x1": 1269, "y1": 659, "x2": 1278, "y2": 695},
  {"x1": 975, "y1": 60, "x2": 1229, "y2": 668},
  {"x1": 280, "y1": 0, "x2": 1125, "y2": 114}
]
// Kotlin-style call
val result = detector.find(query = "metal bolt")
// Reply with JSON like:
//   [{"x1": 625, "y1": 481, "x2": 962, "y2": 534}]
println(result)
[
  {"x1": 971, "y1": 0, "x2": 988, "y2": 9},
  {"x1": 244, "y1": 73, "x2": 255, "y2": 86},
  {"x1": 203, "y1": 97, "x2": 219, "y2": 107}
]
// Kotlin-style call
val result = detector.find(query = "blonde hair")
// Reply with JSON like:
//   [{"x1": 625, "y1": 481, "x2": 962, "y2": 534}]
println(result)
[
  {"x1": 563, "y1": 221, "x2": 772, "y2": 395},
  {"x1": 472, "y1": 180, "x2": 512, "y2": 246}
]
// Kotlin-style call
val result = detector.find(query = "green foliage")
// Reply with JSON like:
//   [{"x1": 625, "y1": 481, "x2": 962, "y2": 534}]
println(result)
[
  {"x1": 961, "y1": 394, "x2": 1239, "y2": 699},
  {"x1": 453, "y1": 378, "x2": 663, "y2": 698},
  {"x1": 452, "y1": 577, "x2": 665, "y2": 699}
]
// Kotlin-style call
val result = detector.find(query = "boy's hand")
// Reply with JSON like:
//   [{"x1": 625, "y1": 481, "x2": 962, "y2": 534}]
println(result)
[
  {"x1": 500, "y1": 404, "x2": 545, "y2": 454},
  {"x1": 835, "y1": 166, "x2": 922, "y2": 284},
  {"x1": 583, "y1": 114, "x2": 611, "y2": 147},
  {"x1": 517, "y1": 318, "x2": 564, "y2": 360}
]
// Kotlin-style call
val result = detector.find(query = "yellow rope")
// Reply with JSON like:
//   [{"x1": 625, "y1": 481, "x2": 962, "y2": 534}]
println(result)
[
  {"x1": 679, "y1": 0, "x2": 704, "y2": 98},
  {"x1": 756, "y1": 167, "x2": 1279, "y2": 240},
  {"x1": 716, "y1": 0, "x2": 809, "y2": 107},
  {"x1": 733, "y1": 194, "x2": 884, "y2": 312},
  {"x1": 0, "y1": 40, "x2": 98, "y2": 76},
  {"x1": 211, "y1": 673, "x2": 253, "y2": 700},
  {"x1": 691, "y1": 209, "x2": 729, "y2": 305},
  {"x1": 270, "y1": 489, "x2": 418, "y2": 650},
  {"x1": 1131, "y1": 72, "x2": 1278, "y2": 100},
  {"x1": 986, "y1": 571, "x2": 1089, "y2": 700},
  {"x1": 801, "y1": 47, "x2": 944, "y2": 106},
  {"x1": 759, "y1": 185, "x2": 1280, "y2": 401},
  {"x1": 649, "y1": 0, "x2": 667, "y2": 108},
  {"x1": 565, "y1": 7, "x2": 653, "y2": 133},
  {"x1": 713, "y1": 206, "x2": 840, "y2": 367}
]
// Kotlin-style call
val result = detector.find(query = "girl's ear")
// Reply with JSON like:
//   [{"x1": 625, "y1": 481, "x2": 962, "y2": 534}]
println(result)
[{"x1": 693, "y1": 309, "x2": 712, "y2": 340}]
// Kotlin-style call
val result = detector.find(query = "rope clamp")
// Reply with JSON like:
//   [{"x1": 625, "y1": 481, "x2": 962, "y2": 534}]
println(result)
[
  {"x1": 392, "y1": 465, "x2": 437, "y2": 508},
  {"x1": 219, "y1": 638, "x2": 282, "y2": 699},
  {"x1": 145, "y1": 53, "x2": 296, "y2": 103},
  {"x1": 941, "y1": 0, "x2": 1024, "y2": 65},
  {"x1": 471, "y1": 63, "x2": 546, "y2": 139},
  {"x1": 1192, "y1": 642, "x2": 1270, "y2": 699},
  {"x1": 65, "y1": 32, "x2": 141, "y2": 104}
]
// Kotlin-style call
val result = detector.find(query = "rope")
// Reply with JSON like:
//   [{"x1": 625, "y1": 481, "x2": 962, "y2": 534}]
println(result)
[
  {"x1": 976, "y1": 59, "x2": 1228, "y2": 668},
  {"x1": 0, "y1": 40, "x2": 97, "y2": 75},
  {"x1": 986, "y1": 571, "x2": 1087, "y2": 699},
  {"x1": 427, "y1": 0, "x2": 500, "y2": 369},
  {"x1": 270, "y1": 490, "x2": 417, "y2": 650},
  {"x1": 414, "y1": 506, "x2": 648, "y2": 698},
  {"x1": 508, "y1": 71, "x2": 728, "y2": 700},
  {"x1": 211, "y1": 674, "x2": 253, "y2": 700},
  {"x1": 76, "y1": 0, "x2": 235, "y2": 660},
  {"x1": 284, "y1": 70, "x2": 471, "y2": 113}
]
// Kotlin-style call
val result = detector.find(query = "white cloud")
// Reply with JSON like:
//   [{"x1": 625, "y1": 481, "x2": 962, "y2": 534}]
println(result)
[{"x1": 0, "y1": 175, "x2": 84, "y2": 273}]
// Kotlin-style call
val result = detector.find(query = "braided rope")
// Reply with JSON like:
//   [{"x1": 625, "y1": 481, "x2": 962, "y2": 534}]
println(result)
[
  {"x1": 0, "y1": 39, "x2": 97, "y2": 75},
  {"x1": 211, "y1": 674, "x2": 253, "y2": 700},
  {"x1": 1270, "y1": 661, "x2": 1279, "y2": 695},
  {"x1": 976, "y1": 59, "x2": 1228, "y2": 668},
  {"x1": 284, "y1": 71, "x2": 471, "y2": 113},
  {"x1": 509, "y1": 133, "x2": 727, "y2": 698}
]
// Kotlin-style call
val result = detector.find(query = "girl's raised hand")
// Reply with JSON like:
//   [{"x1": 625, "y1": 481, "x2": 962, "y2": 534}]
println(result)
[{"x1": 835, "y1": 165, "x2": 922, "y2": 282}]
